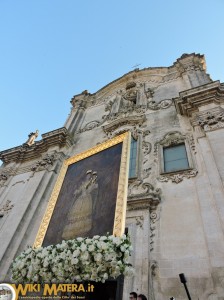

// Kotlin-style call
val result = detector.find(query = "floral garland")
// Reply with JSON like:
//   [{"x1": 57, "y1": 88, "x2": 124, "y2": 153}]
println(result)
[{"x1": 11, "y1": 234, "x2": 134, "y2": 283}]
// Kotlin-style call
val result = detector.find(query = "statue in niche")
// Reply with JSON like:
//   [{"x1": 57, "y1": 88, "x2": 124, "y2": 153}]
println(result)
[
  {"x1": 25, "y1": 130, "x2": 39, "y2": 146},
  {"x1": 111, "y1": 90, "x2": 123, "y2": 116},
  {"x1": 62, "y1": 170, "x2": 98, "y2": 240}
]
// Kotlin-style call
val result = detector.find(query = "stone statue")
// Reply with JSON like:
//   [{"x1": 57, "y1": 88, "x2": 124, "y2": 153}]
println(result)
[{"x1": 25, "y1": 130, "x2": 39, "y2": 146}]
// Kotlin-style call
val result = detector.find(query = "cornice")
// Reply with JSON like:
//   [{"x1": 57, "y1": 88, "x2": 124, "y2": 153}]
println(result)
[
  {"x1": 174, "y1": 81, "x2": 224, "y2": 117},
  {"x1": 0, "y1": 127, "x2": 73, "y2": 164},
  {"x1": 102, "y1": 114, "x2": 146, "y2": 135},
  {"x1": 127, "y1": 196, "x2": 160, "y2": 211}
]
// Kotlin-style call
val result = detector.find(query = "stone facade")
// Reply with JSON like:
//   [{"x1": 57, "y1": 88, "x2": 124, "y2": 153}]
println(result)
[{"x1": 0, "y1": 53, "x2": 224, "y2": 299}]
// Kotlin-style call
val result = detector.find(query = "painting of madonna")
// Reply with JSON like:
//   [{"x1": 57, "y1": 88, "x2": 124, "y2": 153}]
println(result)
[{"x1": 42, "y1": 142, "x2": 123, "y2": 246}]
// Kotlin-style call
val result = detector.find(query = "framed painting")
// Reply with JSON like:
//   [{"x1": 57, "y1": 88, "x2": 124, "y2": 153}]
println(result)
[{"x1": 33, "y1": 132, "x2": 131, "y2": 248}]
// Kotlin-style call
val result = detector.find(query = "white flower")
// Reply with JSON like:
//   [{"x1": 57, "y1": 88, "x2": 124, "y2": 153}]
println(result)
[
  {"x1": 94, "y1": 253, "x2": 103, "y2": 262},
  {"x1": 77, "y1": 237, "x2": 84, "y2": 242},
  {"x1": 93, "y1": 235, "x2": 100, "y2": 240},
  {"x1": 88, "y1": 244, "x2": 95, "y2": 252},
  {"x1": 11, "y1": 234, "x2": 133, "y2": 284},
  {"x1": 73, "y1": 249, "x2": 80, "y2": 257},
  {"x1": 81, "y1": 251, "x2": 89, "y2": 261},
  {"x1": 71, "y1": 258, "x2": 79, "y2": 265},
  {"x1": 80, "y1": 243, "x2": 87, "y2": 252}
]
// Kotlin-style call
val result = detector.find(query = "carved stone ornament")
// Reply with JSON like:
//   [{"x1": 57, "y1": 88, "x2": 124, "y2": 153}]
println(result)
[
  {"x1": 0, "y1": 172, "x2": 9, "y2": 187},
  {"x1": 77, "y1": 120, "x2": 101, "y2": 133},
  {"x1": 102, "y1": 115, "x2": 146, "y2": 137},
  {"x1": 154, "y1": 131, "x2": 185, "y2": 156},
  {"x1": 128, "y1": 180, "x2": 161, "y2": 210},
  {"x1": 174, "y1": 81, "x2": 224, "y2": 117},
  {"x1": 31, "y1": 153, "x2": 57, "y2": 172},
  {"x1": 192, "y1": 107, "x2": 224, "y2": 132},
  {"x1": 0, "y1": 200, "x2": 14, "y2": 217},
  {"x1": 0, "y1": 173, "x2": 8, "y2": 181},
  {"x1": 150, "y1": 260, "x2": 158, "y2": 277},
  {"x1": 154, "y1": 131, "x2": 196, "y2": 156},
  {"x1": 158, "y1": 169, "x2": 198, "y2": 183},
  {"x1": 135, "y1": 216, "x2": 144, "y2": 228},
  {"x1": 149, "y1": 210, "x2": 160, "y2": 252},
  {"x1": 147, "y1": 99, "x2": 173, "y2": 110}
]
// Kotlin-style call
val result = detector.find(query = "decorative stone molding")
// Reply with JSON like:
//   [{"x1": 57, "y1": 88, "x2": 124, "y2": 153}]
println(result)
[
  {"x1": 135, "y1": 216, "x2": 144, "y2": 228},
  {"x1": 192, "y1": 107, "x2": 224, "y2": 132},
  {"x1": 154, "y1": 131, "x2": 185, "y2": 156},
  {"x1": 174, "y1": 81, "x2": 224, "y2": 117},
  {"x1": 127, "y1": 180, "x2": 161, "y2": 210},
  {"x1": 150, "y1": 260, "x2": 158, "y2": 277},
  {"x1": 102, "y1": 115, "x2": 146, "y2": 137},
  {"x1": 70, "y1": 90, "x2": 93, "y2": 110},
  {"x1": 150, "y1": 210, "x2": 160, "y2": 252},
  {"x1": 154, "y1": 131, "x2": 196, "y2": 157},
  {"x1": 31, "y1": 153, "x2": 57, "y2": 172},
  {"x1": 154, "y1": 131, "x2": 197, "y2": 182},
  {"x1": 0, "y1": 173, "x2": 8, "y2": 181},
  {"x1": 147, "y1": 99, "x2": 173, "y2": 110},
  {"x1": 77, "y1": 120, "x2": 102, "y2": 133},
  {"x1": 158, "y1": 169, "x2": 198, "y2": 183},
  {"x1": 0, "y1": 172, "x2": 9, "y2": 187},
  {"x1": 0, "y1": 200, "x2": 14, "y2": 217},
  {"x1": 0, "y1": 127, "x2": 73, "y2": 164},
  {"x1": 174, "y1": 53, "x2": 206, "y2": 74}
]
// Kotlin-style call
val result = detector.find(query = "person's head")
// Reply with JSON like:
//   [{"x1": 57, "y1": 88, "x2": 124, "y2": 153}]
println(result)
[
  {"x1": 129, "y1": 292, "x2": 137, "y2": 300},
  {"x1": 137, "y1": 294, "x2": 147, "y2": 300}
]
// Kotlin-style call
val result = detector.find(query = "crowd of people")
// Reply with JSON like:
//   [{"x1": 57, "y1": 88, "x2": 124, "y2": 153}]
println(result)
[{"x1": 129, "y1": 292, "x2": 147, "y2": 300}]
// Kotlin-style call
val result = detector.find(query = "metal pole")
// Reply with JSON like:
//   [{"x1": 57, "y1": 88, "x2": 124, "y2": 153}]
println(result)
[{"x1": 179, "y1": 273, "x2": 192, "y2": 300}]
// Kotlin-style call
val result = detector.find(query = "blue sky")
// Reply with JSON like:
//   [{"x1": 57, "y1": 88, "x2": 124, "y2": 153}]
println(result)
[{"x1": 0, "y1": 0, "x2": 224, "y2": 151}]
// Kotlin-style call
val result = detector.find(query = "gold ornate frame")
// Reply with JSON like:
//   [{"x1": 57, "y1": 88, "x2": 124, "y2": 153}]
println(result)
[{"x1": 33, "y1": 132, "x2": 131, "y2": 248}]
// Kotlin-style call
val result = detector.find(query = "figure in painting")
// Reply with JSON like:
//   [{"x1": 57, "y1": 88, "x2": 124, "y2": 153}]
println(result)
[
  {"x1": 62, "y1": 170, "x2": 98, "y2": 240},
  {"x1": 25, "y1": 130, "x2": 39, "y2": 146}
]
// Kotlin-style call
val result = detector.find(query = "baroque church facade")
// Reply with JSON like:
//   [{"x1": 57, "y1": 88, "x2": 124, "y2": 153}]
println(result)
[{"x1": 0, "y1": 53, "x2": 224, "y2": 299}]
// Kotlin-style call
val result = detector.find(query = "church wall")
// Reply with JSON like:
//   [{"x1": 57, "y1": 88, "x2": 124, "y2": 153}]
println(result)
[{"x1": 0, "y1": 53, "x2": 223, "y2": 299}]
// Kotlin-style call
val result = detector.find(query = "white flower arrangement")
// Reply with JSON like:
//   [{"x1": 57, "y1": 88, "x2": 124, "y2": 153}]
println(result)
[{"x1": 11, "y1": 234, "x2": 134, "y2": 283}]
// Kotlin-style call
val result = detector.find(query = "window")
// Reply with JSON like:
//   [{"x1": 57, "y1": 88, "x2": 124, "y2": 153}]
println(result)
[
  {"x1": 129, "y1": 137, "x2": 138, "y2": 178},
  {"x1": 163, "y1": 143, "x2": 189, "y2": 173}
]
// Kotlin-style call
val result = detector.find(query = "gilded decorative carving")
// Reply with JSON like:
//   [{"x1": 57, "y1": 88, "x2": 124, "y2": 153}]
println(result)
[
  {"x1": 33, "y1": 132, "x2": 131, "y2": 248},
  {"x1": 158, "y1": 169, "x2": 198, "y2": 183}
]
